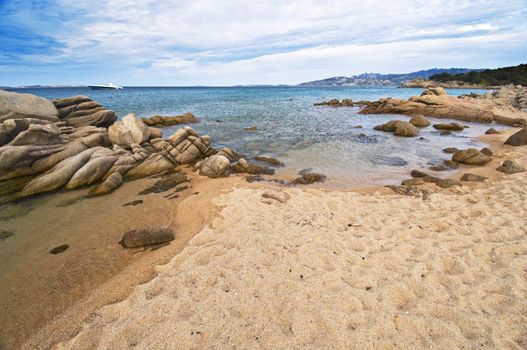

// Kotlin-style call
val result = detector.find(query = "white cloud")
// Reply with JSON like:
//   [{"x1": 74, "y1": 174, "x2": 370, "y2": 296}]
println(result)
[{"x1": 3, "y1": 0, "x2": 527, "y2": 85}]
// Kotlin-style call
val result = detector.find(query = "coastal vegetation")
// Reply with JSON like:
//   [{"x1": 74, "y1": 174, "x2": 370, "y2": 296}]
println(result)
[{"x1": 429, "y1": 63, "x2": 527, "y2": 86}]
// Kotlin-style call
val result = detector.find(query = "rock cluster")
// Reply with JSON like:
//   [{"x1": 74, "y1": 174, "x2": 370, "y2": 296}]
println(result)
[
  {"x1": 360, "y1": 86, "x2": 527, "y2": 126},
  {"x1": 314, "y1": 99, "x2": 354, "y2": 107},
  {"x1": 0, "y1": 91, "x2": 273, "y2": 203},
  {"x1": 374, "y1": 120, "x2": 418, "y2": 137}
]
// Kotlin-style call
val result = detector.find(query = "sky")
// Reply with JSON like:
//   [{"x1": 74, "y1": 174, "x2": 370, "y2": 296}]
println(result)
[{"x1": 1, "y1": 0, "x2": 526, "y2": 86}]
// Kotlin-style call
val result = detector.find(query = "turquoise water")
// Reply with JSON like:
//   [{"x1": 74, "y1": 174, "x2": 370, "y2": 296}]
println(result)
[{"x1": 13, "y1": 86, "x2": 499, "y2": 187}]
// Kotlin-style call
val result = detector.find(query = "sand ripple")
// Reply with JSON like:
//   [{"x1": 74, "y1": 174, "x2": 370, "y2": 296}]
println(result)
[{"x1": 57, "y1": 172, "x2": 527, "y2": 349}]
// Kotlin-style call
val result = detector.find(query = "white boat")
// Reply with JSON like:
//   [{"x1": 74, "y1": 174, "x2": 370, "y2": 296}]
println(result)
[{"x1": 88, "y1": 83, "x2": 123, "y2": 90}]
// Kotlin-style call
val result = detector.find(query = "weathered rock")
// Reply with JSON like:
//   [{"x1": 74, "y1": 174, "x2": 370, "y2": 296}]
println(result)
[
  {"x1": 88, "y1": 173, "x2": 123, "y2": 197},
  {"x1": 421, "y1": 175, "x2": 461, "y2": 188},
  {"x1": 230, "y1": 158, "x2": 274, "y2": 175},
  {"x1": 443, "y1": 147, "x2": 459, "y2": 154},
  {"x1": 138, "y1": 172, "x2": 188, "y2": 195},
  {"x1": 125, "y1": 154, "x2": 174, "y2": 179},
  {"x1": 64, "y1": 110, "x2": 117, "y2": 128},
  {"x1": 408, "y1": 115, "x2": 431, "y2": 127},
  {"x1": 388, "y1": 185, "x2": 430, "y2": 200},
  {"x1": 452, "y1": 149, "x2": 492, "y2": 165},
  {"x1": 504, "y1": 128, "x2": 527, "y2": 146},
  {"x1": 8, "y1": 124, "x2": 63, "y2": 146},
  {"x1": 142, "y1": 112, "x2": 198, "y2": 127},
  {"x1": 199, "y1": 155, "x2": 230, "y2": 178},
  {"x1": 443, "y1": 160, "x2": 459, "y2": 169},
  {"x1": 410, "y1": 169, "x2": 428, "y2": 178},
  {"x1": 21, "y1": 147, "x2": 99, "y2": 196},
  {"x1": 261, "y1": 190, "x2": 290, "y2": 203},
  {"x1": 53, "y1": 96, "x2": 116, "y2": 128},
  {"x1": 109, "y1": 113, "x2": 150, "y2": 148},
  {"x1": 255, "y1": 156, "x2": 282, "y2": 166},
  {"x1": 119, "y1": 228, "x2": 175, "y2": 248},
  {"x1": 148, "y1": 127, "x2": 163, "y2": 139},
  {"x1": 460, "y1": 173, "x2": 487, "y2": 182},
  {"x1": 480, "y1": 147, "x2": 493, "y2": 156},
  {"x1": 433, "y1": 123, "x2": 464, "y2": 131},
  {"x1": 66, "y1": 150, "x2": 117, "y2": 189},
  {"x1": 485, "y1": 128, "x2": 500, "y2": 135},
  {"x1": 0, "y1": 90, "x2": 59, "y2": 122},
  {"x1": 291, "y1": 172, "x2": 326, "y2": 185},
  {"x1": 374, "y1": 120, "x2": 418, "y2": 137},
  {"x1": 401, "y1": 178, "x2": 424, "y2": 186},
  {"x1": 496, "y1": 160, "x2": 526, "y2": 174},
  {"x1": 0, "y1": 118, "x2": 52, "y2": 146}
]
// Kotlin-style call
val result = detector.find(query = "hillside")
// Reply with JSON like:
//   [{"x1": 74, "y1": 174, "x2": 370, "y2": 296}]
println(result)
[
  {"x1": 429, "y1": 64, "x2": 527, "y2": 86},
  {"x1": 298, "y1": 68, "x2": 480, "y2": 86}
]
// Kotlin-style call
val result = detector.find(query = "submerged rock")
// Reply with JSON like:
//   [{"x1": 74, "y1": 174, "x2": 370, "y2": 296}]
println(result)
[
  {"x1": 374, "y1": 120, "x2": 418, "y2": 137},
  {"x1": 452, "y1": 149, "x2": 492, "y2": 165},
  {"x1": 408, "y1": 115, "x2": 431, "y2": 127},
  {"x1": 496, "y1": 160, "x2": 526, "y2": 174},
  {"x1": 142, "y1": 112, "x2": 198, "y2": 127},
  {"x1": 230, "y1": 158, "x2": 274, "y2": 175},
  {"x1": 291, "y1": 172, "x2": 326, "y2": 185},
  {"x1": 443, "y1": 147, "x2": 459, "y2": 154},
  {"x1": 433, "y1": 123, "x2": 464, "y2": 131},
  {"x1": 119, "y1": 228, "x2": 175, "y2": 248},
  {"x1": 504, "y1": 128, "x2": 527, "y2": 146},
  {"x1": 255, "y1": 156, "x2": 283, "y2": 166}
]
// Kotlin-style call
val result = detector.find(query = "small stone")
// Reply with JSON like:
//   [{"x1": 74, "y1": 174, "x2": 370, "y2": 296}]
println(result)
[
  {"x1": 119, "y1": 228, "x2": 175, "y2": 248},
  {"x1": 261, "y1": 191, "x2": 290, "y2": 203},
  {"x1": 410, "y1": 170, "x2": 428, "y2": 178},
  {"x1": 485, "y1": 128, "x2": 500, "y2": 135},
  {"x1": 443, "y1": 147, "x2": 459, "y2": 154},
  {"x1": 401, "y1": 178, "x2": 424, "y2": 186},
  {"x1": 50, "y1": 244, "x2": 69, "y2": 255},
  {"x1": 480, "y1": 147, "x2": 493, "y2": 156},
  {"x1": 244, "y1": 126, "x2": 258, "y2": 131},
  {"x1": 123, "y1": 200, "x2": 143, "y2": 207},
  {"x1": 496, "y1": 160, "x2": 526, "y2": 174},
  {"x1": 433, "y1": 123, "x2": 464, "y2": 131},
  {"x1": 408, "y1": 115, "x2": 431, "y2": 127},
  {"x1": 460, "y1": 173, "x2": 487, "y2": 182}
]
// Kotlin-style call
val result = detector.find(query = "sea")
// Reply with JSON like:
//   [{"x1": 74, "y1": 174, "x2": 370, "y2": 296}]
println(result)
[{"x1": 11, "y1": 85, "x2": 498, "y2": 187}]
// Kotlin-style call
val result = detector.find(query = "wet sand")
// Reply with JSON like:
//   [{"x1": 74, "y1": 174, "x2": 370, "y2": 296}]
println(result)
[
  {"x1": 43, "y1": 129, "x2": 527, "y2": 349},
  {"x1": 0, "y1": 169, "x2": 242, "y2": 350}
]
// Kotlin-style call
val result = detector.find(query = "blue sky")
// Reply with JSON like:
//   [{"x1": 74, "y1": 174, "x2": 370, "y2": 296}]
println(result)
[{"x1": 1, "y1": 0, "x2": 526, "y2": 86}]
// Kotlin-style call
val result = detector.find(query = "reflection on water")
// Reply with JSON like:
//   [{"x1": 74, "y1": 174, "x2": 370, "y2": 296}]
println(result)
[{"x1": 12, "y1": 86, "x2": 495, "y2": 187}]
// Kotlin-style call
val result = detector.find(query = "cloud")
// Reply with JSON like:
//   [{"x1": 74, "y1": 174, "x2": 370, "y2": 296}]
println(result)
[{"x1": 1, "y1": 0, "x2": 526, "y2": 85}]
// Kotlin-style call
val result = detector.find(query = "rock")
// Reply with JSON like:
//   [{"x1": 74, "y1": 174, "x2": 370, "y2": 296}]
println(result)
[
  {"x1": 138, "y1": 172, "x2": 188, "y2": 195},
  {"x1": 21, "y1": 147, "x2": 99, "y2": 197},
  {"x1": 291, "y1": 172, "x2": 326, "y2": 185},
  {"x1": 460, "y1": 173, "x2": 487, "y2": 182},
  {"x1": 393, "y1": 121, "x2": 418, "y2": 137},
  {"x1": 409, "y1": 115, "x2": 431, "y2": 127},
  {"x1": 0, "y1": 229, "x2": 15, "y2": 240},
  {"x1": 388, "y1": 185, "x2": 430, "y2": 200},
  {"x1": 504, "y1": 128, "x2": 527, "y2": 146},
  {"x1": 452, "y1": 149, "x2": 492, "y2": 165},
  {"x1": 443, "y1": 160, "x2": 459, "y2": 169},
  {"x1": 410, "y1": 169, "x2": 428, "y2": 178},
  {"x1": 0, "y1": 90, "x2": 59, "y2": 122},
  {"x1": 53, "y1": 96, "x2": 116, "y2": 128},
  {"x1": 125, "y1": 154, "x2": 175, "y2": 179},
  {"x1": 88, "y1": 173, "x2": 123, "y2": 197},
  {"x1": 123, "y1": 199, "x2": 143, "y2": 207},
  {"x1": 8, "y1": 124, "x2": 63, "y2": 146},
  {"x1": 485, "y1": 128, "x2": 500, "y2": 135},
  {"x1": 109, "y1": 113, "x2": 150, "y2": 147},
  {"x1": 440, "y1": 131, "x2": 452, "y2": 136},
  {"x1": 480, "y1": 147, "x2": 493, "y2": 156},
  {"x1": 148, "y1": 127, "x2": 163, "y2": 139},
  {"x1": 119, "y1": 228, "x2": 175, "y2": 248},
  {"x1": 401, "y1": 178, "x2": 424, "y2": 186},
  {"x1": 141, "y1": 112, "x2": 198, "y2": 127},
  {"x1": 255, "y1": 156, "x2": 282, "y2": 166},
  {"x1": 443, "y1": 147, "x2": 459, "y2": 154},
  {"x1": 165, "y1": 128, "x2": 215, "y2": 164},
  {"x1": 49, "y1": 244, "x2": 69, "y2": 255},
  {"x1": 431, "y1": 178, "x2": 461, "y2": 188},
  {"x1": 314, "y1": 99, "x2": 353, "y2": 107},
  {"x1": 496, "y1": 160, "x2": 526, "y2": 174},
  {"x1": 66, "y1": 150, "x2": 118, "y2": 189},
  {"x1": 429, "y1": 164, "x2": 449, "y2": 171},
  {"x1": 261, "y1": 190, "x2": 290, "y2": 203},
  {"x1": 199, "y1": 155, "x2": 230, "y2": 178},
  {"x1": 230, "y1": 158, "x2": 274, "y2": 175},
  {"x1": 374, "y1": 120, "x2": 418, "y2": 137},
  {"x1": 433, "y1": 123, "x2": 464, "y2": 131},
  {"x1": 244, "y1": 126, "x2": 258, "y2": 131}
]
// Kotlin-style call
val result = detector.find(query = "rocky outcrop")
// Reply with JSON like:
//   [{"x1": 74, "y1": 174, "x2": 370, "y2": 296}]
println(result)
[
  {"x1": 0, "y1": 91, "x2": 285, "y2": 203},
  {"x1": 374, "y1": 120, "x2": 418, "y2": 137},
  {"x1": 496, "y1": 160, "x2": 525, "y2": 174},
  {"x1": 109, "y1": 113, "x2": 150, "y2": 148},
  {"x1": 504, "y1": 128, "x2": 527, "y2": 146},
  {"x1": 361, "y1": 86, "x2": 527, "y2": 126},
  {"x1": 452, "y1": 149, "x2": 492, "y2": 166},
  {"x1": 142, "y1": 112, "x2": 198, "y2": 127},
  {"x1": 52, "y1": 96, "x2": 116, "y2": 128},
  {"x1": 0, "y1": 90, "x2": 59, "y2": 122}
]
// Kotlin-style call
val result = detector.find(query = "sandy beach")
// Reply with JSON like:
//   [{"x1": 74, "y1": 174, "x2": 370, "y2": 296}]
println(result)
[{"x1": 12, "y1": 129, "x2": 520, "y2": 349}]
